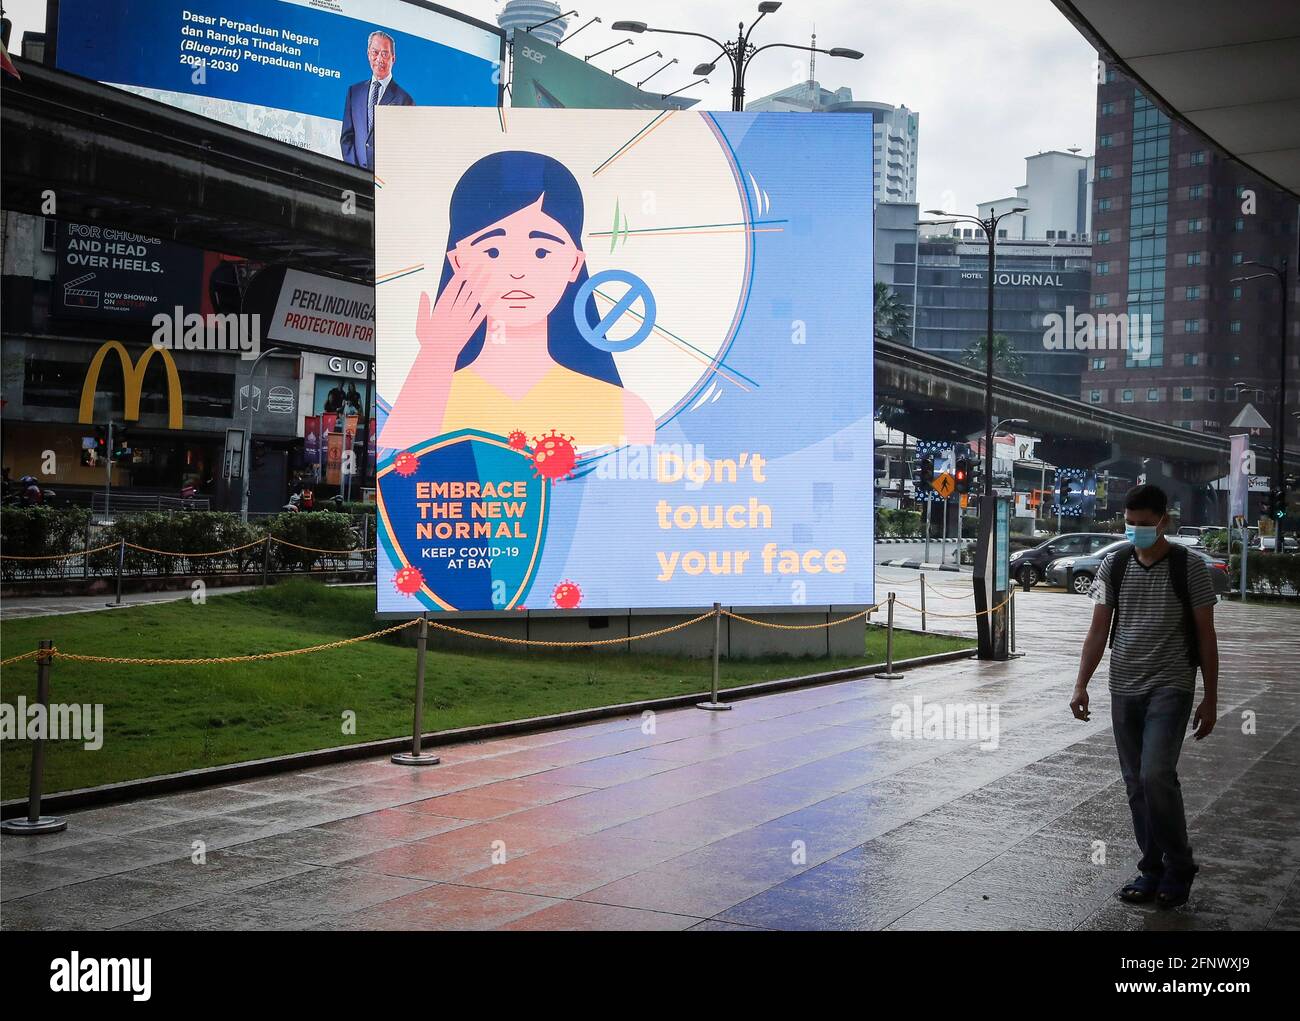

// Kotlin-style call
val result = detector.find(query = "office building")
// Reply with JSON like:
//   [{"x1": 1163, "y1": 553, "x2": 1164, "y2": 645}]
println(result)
[
  {"x1": 1083, "y1": 68, "x2": 1299, "y2": 440},
  {"x1": 746, "y1": 82, "x2": 918, "y2": 205}
]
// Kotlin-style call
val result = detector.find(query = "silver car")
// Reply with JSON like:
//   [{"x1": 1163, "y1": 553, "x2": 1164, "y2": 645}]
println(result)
[{"x1": 1046, "y1": 540, "x2": 1232, "y2": 596}]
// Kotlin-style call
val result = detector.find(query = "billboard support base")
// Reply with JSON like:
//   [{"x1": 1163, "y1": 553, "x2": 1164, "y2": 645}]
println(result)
[{"x1": 390, "y1": 751, "x2": 440, "y2": 766}]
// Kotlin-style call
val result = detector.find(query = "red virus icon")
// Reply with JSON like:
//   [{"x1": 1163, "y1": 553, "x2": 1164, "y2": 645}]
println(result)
[
  {"x1": 393, "y1": 451, "x2": 419, "y2": 477},
  {"x1": 392, "y1": 565, "x2": 424, "y2": 595},
  {"x1": 552, "y1": 580, "x2": 582, "y2": 609},
  {"x1": 506, "y1": 429, "x2": 528, "y2": 451},
  {"x1": 530, "y1": 429, "x2": 577, "y2": 481}
]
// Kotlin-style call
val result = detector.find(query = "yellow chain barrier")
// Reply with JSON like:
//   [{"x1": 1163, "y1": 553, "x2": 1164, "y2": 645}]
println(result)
[
  {"x1": 721, "y1": 606, "x2": 879, "y2": 630},
  {"x1": 124, "y1": 538, "x2": 268, "y2": 557},
  {"x1": 2, "y1": 536, "x2": 374, "y2": 561},
  {"x1": 893, "y1": 592, "x2": 1013, "y2": 619},
  {"x1": 271, "y1": 537, "x2": 377, "y2": 554},
  {"x1": 0, "y1": 648, "x2": 46, "y2": 668},
  {"x1": 921, "y1": 582, "x2": 972, "y2": 600},
  {"x1": 44, "y1": 617, "x2": 422, "y2": 666},
  {"x1": 0, "y1": 542, "x2": 119, "y2": 561},
  {"x1": 0, "y1": 601, "x2": 901, "y2": 668},
  {"x1": 427, "y1": 611, "x2": 715, "y2": 648}
]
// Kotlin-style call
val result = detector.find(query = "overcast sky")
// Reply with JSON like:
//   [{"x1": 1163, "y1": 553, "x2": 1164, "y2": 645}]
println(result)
[{"x1": 4, "y1": 0, "x2": 1100, "y2": 212}]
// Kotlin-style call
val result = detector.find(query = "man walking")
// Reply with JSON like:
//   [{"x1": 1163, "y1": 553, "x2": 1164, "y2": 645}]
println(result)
[{"x1": 1069, "y1": 483, "x2": 1219, "y2": 908}]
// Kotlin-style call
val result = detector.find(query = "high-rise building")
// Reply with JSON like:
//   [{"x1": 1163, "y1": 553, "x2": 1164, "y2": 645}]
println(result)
[
  {"x1": 913, "y1": 234, "x2": 1092, "y2": 396},
  {"x1": 745, "y1": 83, "x2": 918, "y2": 205},
  {"x1": 1083, "y1": 68, "x2": 1299, "y2": 441},
  {"x1": 977, "y1": 150, "x2": 1094, "y2": 242},
  {"x1": 496, "y1": 0, "x2": 569, "y2": 46},
  {"x1": 909, "y1": 150, "x2": 1096, "y2": 396}
]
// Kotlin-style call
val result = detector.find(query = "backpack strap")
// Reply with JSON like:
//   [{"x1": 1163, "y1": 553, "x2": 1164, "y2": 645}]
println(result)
[
  {"x1": 1167, "y1": 543, "x2": 1200, "y2": 667},
  {"x1": 1106, "y1": 544, "x2": 1135, "y2": 649}
]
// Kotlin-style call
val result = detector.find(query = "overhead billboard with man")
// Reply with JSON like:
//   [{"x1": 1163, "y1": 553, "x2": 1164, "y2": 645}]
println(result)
[
  {"x1": 51, "y1": 0, "x2": 503, "y2": 166},
  {"x1": 372, "y1": 108, "x2": 874, "y2": 614}
]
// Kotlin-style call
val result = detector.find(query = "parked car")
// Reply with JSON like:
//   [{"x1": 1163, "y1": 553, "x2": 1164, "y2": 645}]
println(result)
[
  {"x1": 1047, "y1": 539, "x2": 1232, "y2": 596},
  {"x1": 1008, "y1": 532, "x2": 1119, "y2": 587}
]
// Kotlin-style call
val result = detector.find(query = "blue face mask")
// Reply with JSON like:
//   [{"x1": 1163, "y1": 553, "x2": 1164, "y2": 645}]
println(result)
[{"x1": 1125, "y1": 524, "x2": 1160, "y2": 549}]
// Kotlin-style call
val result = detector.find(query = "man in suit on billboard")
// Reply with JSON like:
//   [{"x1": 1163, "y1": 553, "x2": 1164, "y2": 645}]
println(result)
[{"x1": 340, "y1": 30, "x2": 414, "y2": 170}]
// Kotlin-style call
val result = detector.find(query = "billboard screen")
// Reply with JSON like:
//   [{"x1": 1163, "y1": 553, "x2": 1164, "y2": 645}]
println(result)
[
  {"x1": 373, "y1": 108, "x2": 874, "y2": 614},
  {"x1": 511, "y1": 37, "x2": 697, "y2": 111},
  {"x1": 52, "y1": 0, "x2": 503, "y2": 166}
]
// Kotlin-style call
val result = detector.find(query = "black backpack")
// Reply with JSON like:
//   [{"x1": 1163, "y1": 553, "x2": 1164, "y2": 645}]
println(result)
[{"x1": 1106, "y1": 542, "x2": 1198, "y2": 667}]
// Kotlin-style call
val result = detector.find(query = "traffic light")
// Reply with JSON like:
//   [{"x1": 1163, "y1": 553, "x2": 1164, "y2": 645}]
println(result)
[
  {"x1": 919, "y1": 457, "x2": 934, "y2": 488},
  {"x1": 955, "y1": 457, "x2": 971, "y2": 496},
  {"x1": 111, "y1": 424, "x2": 132, "y2": 463},
  {"x1": 81, "y1": 425, "x2": 108, "y2": 467},
  {"x1": 1268, "y1": 487, "x2": 1286, "y2": 521},
  {"x1": 1057, "y1": 476, "x2": 1077, "y2": 509}
]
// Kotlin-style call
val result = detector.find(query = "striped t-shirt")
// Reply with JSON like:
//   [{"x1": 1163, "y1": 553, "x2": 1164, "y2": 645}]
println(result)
[{"x1": 1088, "y1": 546, "x2": 1217, "y2": 694}]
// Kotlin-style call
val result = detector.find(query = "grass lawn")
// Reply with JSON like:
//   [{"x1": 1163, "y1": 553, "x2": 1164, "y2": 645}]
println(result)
[{"x1": 0, "y1": 581, "x2": 973, "y2": 799}]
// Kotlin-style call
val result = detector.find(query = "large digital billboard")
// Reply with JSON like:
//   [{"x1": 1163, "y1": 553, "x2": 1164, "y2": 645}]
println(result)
[
  {"x1": 51, "y1": 0, "x2": 503, "y2": 166},
  {"x1": 511, "y1": 37, "x2": 697, "y2": 111},
  {"x1": 373, "y1": 108, "x2": 874, "y2": 614}
]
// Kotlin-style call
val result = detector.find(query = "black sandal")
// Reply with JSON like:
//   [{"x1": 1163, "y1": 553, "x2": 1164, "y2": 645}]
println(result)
[
  {"x1": 1119, "y1": 872, "x2": 1161, "y2": 903},
  {"x1": 1156, "y1": 866, "x2": 1199, "y2": 909}
]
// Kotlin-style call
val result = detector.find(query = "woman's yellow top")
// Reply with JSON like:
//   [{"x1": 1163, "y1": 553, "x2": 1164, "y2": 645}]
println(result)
[{"x1": 439, "y1": 364, "x2": 627, "y2": 446}]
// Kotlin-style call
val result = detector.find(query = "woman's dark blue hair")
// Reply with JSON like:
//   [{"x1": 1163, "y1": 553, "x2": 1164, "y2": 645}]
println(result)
[{"x1": 441, "y1": 150, "x2": 621, "y2": 386}]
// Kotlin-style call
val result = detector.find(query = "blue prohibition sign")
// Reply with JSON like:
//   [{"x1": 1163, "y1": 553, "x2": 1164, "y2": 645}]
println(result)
[{"x1": 575, "y1": 269, "x2": 657, "y2": 352}]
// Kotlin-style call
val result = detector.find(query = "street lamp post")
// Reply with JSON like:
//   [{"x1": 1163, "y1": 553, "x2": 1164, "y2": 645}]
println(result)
[
  {"x1": 916, "y1": 208, "x2": 1027, "y2": 494},
  {"x1": 612, "y1": 3, "x2": 862, "y2": 112},
  {"x1": 1231, "y1": 258, "x2": 1290, "y2": 553},
  {"x1": 915, "y1": 209, "x2": 1026, "y2": 660}
]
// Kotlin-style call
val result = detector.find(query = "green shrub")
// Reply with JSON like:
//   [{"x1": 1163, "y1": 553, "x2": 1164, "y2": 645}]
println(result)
[
  {"x1": 265, "y1": 511, "x2": 357, "y2": 571},
  {"x1": 876, "y1": 508, "x2": 922, "y2": 537},
  {"x1": 1229, "y1": 552, "x2": 1300, "y2": 595},
  {"x1": 0, "y1": 506, "x2": 92, "y2": 579}
]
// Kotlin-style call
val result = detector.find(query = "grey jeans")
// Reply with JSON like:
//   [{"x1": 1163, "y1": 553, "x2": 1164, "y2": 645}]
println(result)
[{"x1": 1111, "y1": 684, "x2": 1196, "y2": 877}]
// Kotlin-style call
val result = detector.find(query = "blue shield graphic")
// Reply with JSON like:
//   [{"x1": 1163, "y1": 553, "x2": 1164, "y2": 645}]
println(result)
[{"x1": 377, "y1": 430, "x2": 548, "y2": 611}]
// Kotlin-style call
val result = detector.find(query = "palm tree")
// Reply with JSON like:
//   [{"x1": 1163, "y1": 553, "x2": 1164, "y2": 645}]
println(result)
[
  {"x1": 963, "y1": 333, "x2": 1025, "y2": 379},
  {"x1": 874, "y1": 282, "x2": 911, "y2": 342}
]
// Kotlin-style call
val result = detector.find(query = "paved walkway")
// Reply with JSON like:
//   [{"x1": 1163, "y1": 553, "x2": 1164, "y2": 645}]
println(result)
[{"x1": 2, "y1": 586, "x2": 1296, "y2": 931}]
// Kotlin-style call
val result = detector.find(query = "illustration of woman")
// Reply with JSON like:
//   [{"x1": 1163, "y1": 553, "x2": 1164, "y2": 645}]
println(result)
[{"x1": 380, "y1": 150, "x2": 656, "y2": 451}]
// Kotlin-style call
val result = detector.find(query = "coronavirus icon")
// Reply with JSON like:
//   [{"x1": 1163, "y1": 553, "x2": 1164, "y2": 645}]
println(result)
[
  {"x1": 552, "y1": 580, "x2": 582, "y2": 609},
  {"x1": 393, "y1": 451, "x2": 419, "y2": 477},
  {"x1": 392, "y1": 565, "x2": 424, "y2": 595},
  {"x1": 507, "y1": 430, "x2": 528, "y2": 451},
  {"x1": 530, "y1": 429, "x2": 577, "y2": 481}
]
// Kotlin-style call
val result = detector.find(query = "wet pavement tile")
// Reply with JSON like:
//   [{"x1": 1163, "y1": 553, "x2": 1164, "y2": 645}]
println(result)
[
  {"x1": 499, "y1": 900, "x2": 699, "y2": 931},
  {"x1": 3, "y1": 875, "x2": 211, "y2": 931},
  {"x1": 327, "y1": 883, "x2": 559, "y2": 931},
  {"x1": 6, "y1": 591, "x2": 1295, "y2": 931}
]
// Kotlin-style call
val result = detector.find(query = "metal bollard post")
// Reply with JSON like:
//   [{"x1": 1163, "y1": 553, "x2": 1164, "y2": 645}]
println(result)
[
  {"x1": 877, "y1": 592, "x2": 904, "y2": 679},
  {"x1": 1009, "y1": 588, "x2": 1026, "y2": 658},
  {"x1": 920, "y1": 573, "x2": 928, "y2": 632},
  {"x1": 261, "y1": 535, "x2": 272, "y2": 587},
  {"x1": 2, "y1": 642, "x2": 67, "y2": 835},
  {"x1": 106, "y1": 537, "x2": 126, "y2": 608},
  {"x1": 696, "y1": 602, "x2": 732, "y2": 711},
  {"x1": 82, "y1": 517, "x2": 91, "y2": 582},
  {"x1": 393, "y1": 615, "x2": 439, "y2": 765}
]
